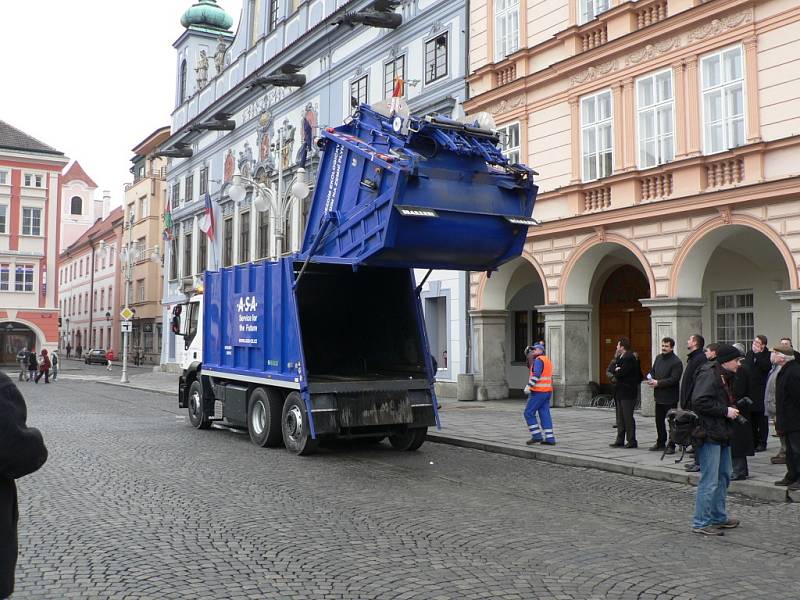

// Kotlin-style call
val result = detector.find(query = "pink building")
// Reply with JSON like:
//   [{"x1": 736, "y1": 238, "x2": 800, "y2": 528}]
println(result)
[
  {"x1": 58, "y1": 207, "x2": 124, "y2": 357},
  {"x1": 0, "y1": 120, "x2": 69, "y2": 363},
  {"x1": 465, "y1": 0, "x2": 800, "y2": 404},
  {"x1": 60, "y1": 160, "x2": 107, "y2": 253}
]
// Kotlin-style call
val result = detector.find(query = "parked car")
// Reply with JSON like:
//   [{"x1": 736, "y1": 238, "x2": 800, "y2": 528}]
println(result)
[{"x1": 85, "y1": 349, "x2": 109, "y2": 365}]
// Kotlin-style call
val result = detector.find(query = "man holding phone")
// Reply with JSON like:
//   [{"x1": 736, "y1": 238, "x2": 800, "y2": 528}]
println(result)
[{"x1": 646, "y1": 337, "x2": 684, "y2": 453}]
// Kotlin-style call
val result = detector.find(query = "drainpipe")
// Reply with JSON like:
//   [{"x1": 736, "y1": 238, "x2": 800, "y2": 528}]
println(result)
[{"x1": 88, "y1": 241, "x2": 96, "y2": 348}]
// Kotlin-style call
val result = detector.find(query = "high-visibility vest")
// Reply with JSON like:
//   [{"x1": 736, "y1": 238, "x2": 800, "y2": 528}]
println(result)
[{"x1": 531, "y1": 355, "x2": 554, "y2": 393}]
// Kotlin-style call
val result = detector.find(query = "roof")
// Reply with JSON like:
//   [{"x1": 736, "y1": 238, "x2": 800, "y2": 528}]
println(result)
[
  {"x1": 60, "y1": 206, "x2": 124, "y2": 258},
  {"x1": 131, "y1": 126, "x2": 171, "y2": 157},
  {"x1": 62, "y1": 160, "x2": 98, "y2": 188},
  {"x1": 0, "y1": 119, "x2": 64, "y2": 156}
]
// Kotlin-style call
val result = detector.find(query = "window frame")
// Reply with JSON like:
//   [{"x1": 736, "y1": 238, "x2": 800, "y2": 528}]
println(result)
[
  {"x1": 580, "y1": 89, "x2": 614, "y2": 183},
  {"x1": 0, "y1": 170, "x2": 8, "y2": 185},
  {"x1": 424, "y1": 32, "x2": 449, "y2": 85},
  {"x1": 0, "y1": 263, "x2": 9, "y2": 291},
  {"x1": 635, "y1": 68, "x2": 675, "y2": 170},
  {"x1": 14, "y1": 264, "x2": 34, "y2": 293},
  {"x1": 494, "y1": 0, "x2": 520, "y2": 61},
  {"x1": 21, "y1": 207, "x2": 42, "y2": 236},
  {"x1": 183, "y1": 228, "x2": 193, "y2": 279},
  {"x1": 223, "y1": 216, "x2": 234, "y2": 267},
  {"x1": 0, "y1": 204, "x2": 7, "y2": 234},
  {"x1": 239, "y1": 211, "x2": 251, "y2": 264},
  {"x1": 185, "y1": 174, "x2": 195, "y2": 204},
  {"x1": 350, "y1": 74, "x2": 369, "y2": 109},
  {"x1": 383, "y1": 54, "x2": 406, "y2": 99},
  {"x1": 713, "y1": 290, "x2": 754, "y2": 346},
  {"x1": 70, "y1": 196, "x2": 82, "y2": 215},
  {"x1": 579, "y1": 0, "x2": 610, "y2": 26},
  {"x1": 497, "y1": 122, "x2": 521, "y2": 164},
  {"x1": 701, "y1": 45, "x2": 746, "y2": 156}
]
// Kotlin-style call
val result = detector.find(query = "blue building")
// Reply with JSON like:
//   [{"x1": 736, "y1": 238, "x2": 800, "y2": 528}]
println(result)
[{"x1": 159, "y1": 0, "x2": 468, "y2": 375}]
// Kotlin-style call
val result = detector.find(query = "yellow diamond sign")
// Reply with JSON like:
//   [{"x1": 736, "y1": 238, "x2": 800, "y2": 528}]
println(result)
[{"x1": 120, "y1": 307, "x2": 134, "y2": 320}]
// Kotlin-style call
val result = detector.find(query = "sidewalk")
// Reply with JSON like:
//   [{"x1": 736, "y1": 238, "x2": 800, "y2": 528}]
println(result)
[{"x1": 81, "y1": 368, "x2": 794, "y2": 503}]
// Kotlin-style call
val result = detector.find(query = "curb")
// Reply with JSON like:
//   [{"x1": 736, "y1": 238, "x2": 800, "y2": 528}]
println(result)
[
  {"x1": 92, "y1": 378, "x2": 177, "y2": 397},
  {"x1": 427, "y1": 432, "x2": 790, "y2": 503}
]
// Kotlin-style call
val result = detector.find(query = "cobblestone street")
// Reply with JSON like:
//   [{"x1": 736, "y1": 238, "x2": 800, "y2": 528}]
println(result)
[{"x1": 10, "y1": 374, "x2": 800, "y2": 599}]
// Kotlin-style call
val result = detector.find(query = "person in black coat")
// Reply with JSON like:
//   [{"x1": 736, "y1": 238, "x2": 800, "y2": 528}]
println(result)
[
  {"x1": 0, "y1": 371, "x2": 48, "y2": 599},
  {"x1": 690, "y1": 344, "x2": 742, "y2": 535},
  {"x1": 745, "y1": 335, "x2": 772, "y2": 451},
  {"x1": 26, "y1": 350, "x2": 38, "y2": 384},
  {"x1": 773, "y1": 346, "x2": 800, "y2": 490},
  {"x1": 646, "y1": 337, "x2": 684, "y2": 453},
  {"x1": 731, "y1": 344, "x2": 755, "y2": 480},
  {"x1": 679, "y1": 334, "x2": 706, "y2": 410},
  {"x1": 609, "y1": 337, "x2": 642, "y2": 449}
]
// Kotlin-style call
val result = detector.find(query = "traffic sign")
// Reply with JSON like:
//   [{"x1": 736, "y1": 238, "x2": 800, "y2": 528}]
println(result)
[
  {"x1": 120, "y1": 307, "x2": 134, "y2": 320},
  {"x1": 121, "y1": 321, "x2": 132, "y2": 333}
]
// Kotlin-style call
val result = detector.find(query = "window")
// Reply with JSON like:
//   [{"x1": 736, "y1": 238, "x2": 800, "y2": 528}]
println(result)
[
  {"x1": 15, "y1": 264, "x2": 34, "y2": 292},
  {"x1": 714, "y1": 291, "x2": 754, "y2": 346},
  {"x1": 581, "y1": 90, "x2": 613, "y2": 181},
  {"x1": 197, "y1": 230, "x2": 207, "y2": 273},
  {"x1": 0, "y1": 264, "x2": 8, "y2": 291},
  {"x1": 513, "y1": 310, "x2": 545, "y2": 362},
  {"x1": 185, "y1": 174, "x2": 194, "y2": 204},
  {"x1": 0, "y1": 205, "x2": 6, "y2": 233},
  {"x1": 495, "y1": 0, "x2": 519, "y2": 60},
  {"x1": 100, "y1": 289, "x2": 105, "y2": 310},
  {"x1": 70, "y1": 196, "x2": 82, "y2": 215},
  {"x1": 24, "y1": 174, "x2": 43, "y2": 188},
  {"x1": 384, "y1": 55, "x2": 405, "y2": 99},
  {"x1": 85, "y1": 292, "x2": 89, "y2": 314},
  {"x1": 179, "y1": 60, "x2": 187, "y2": 103},
  {"x1": 239, "y1": 211, "x2": 250, "y2": 263},
  {"x1": 579, "y1": 0, "x2": 610, "y2": 25},
  {"x1": 498, "y1": 122, "x2": 521, "y2": 163},
  {"x1": 22, "y1": 207, "x2": 42, "y2": 236},
  {"x1": 139, "y1": 196, "x2": 149, "y2": 219},
  {"x1": 269, "y1": 0, "x2": 278, "y2": 31},
  {"x1": 136, "y1": 279, "x2": 146, "y2": 303},
  {"x1": 108, "y1": 286, "x2": 113, "y2": 310},
  {"x1": 94, "y1": 290, "x2": 98, "y2": 310},
  {"x1": 258, "y1": 211, "x2": 270, "y2": 259},
  {"x1": 424, "y1": 33, "x2": 448, "y2": 84},
  {"x1": 350, "y1": 75, "x2": 368, "y2": 108},
  {"x1": 251, "y1": 0, "x2": 263, "y2": 44},
  {"x1": 0, "y1": 171, "x2": 7, "y2": 185},
  {"x1": 702, "y1": 46, "x2": 745, "y2": 154},
  {"x1": 169, "y1": 236, "x2": 179, "y2": 281},
  {"x1": 223, "y1": 217, "x2": 233, "y2": 267},
  {"x1": 199, "y1": 167, "x2": 208, "y2": 197},
  {"x1": 136, "y1": 237, "x2": 146, "y2": 262},
  {"x1": 171, "y1": 182, "x2": 180, "y2": 209},
  {"x1": 109, "y1": 246, "x2": 115, "y2": 267},
  {"x1": 637, "y1": 70, "x2": 674, "y2": 168},
  {"x1": 183, "y1": 229, "x2": 193, "y2": 278}
]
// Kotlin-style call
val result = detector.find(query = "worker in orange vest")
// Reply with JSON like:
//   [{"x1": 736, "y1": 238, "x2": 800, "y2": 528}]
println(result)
[{"x1": 523, "y1": 344, "x2": 556, "y2": 445}]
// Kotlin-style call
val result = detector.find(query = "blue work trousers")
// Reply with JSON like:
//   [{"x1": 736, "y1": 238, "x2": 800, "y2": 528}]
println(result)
[
  {"x1": 524, "y1": 391, "x2": 555, "y2": 441},
  {"x1": 692, "y1": 441, "x2": 732, "y2": 529}
]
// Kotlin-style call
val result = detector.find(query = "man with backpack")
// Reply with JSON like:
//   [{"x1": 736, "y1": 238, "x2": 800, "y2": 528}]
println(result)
[{"x1": 690, "y1": 343, "x2": 743, "y2": 536}]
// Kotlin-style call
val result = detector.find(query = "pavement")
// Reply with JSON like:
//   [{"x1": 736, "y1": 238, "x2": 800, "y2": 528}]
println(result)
[{"x1": 51, "y1": 361, "x2": 795, "y2": 503}]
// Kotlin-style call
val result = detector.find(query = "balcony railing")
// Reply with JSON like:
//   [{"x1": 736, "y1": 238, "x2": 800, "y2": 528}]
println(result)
[
  {"x1": 495, "y1": 64, "x2": 517, "y2": 87},
  {"x1": 640, "y1": 173, "x2": 673, "y2": 201},
  {"x1": 583, "y1": 186, "x2": 612, "y2": 212},
  {"x1": 125, "y1": 167, "x2": 168, "y2": 191},
  {"x1": 581, "y1": 22, "x2": 608, "y2": 51},
  {"x1": 705, "y1": 158, "x2": 744, "y2": 189},
  {"x1": 636, "y1": 0, "x2": 668, "y2": 29}
]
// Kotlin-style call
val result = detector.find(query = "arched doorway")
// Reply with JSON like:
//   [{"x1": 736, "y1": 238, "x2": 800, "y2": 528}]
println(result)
[
  {"x1": 599, "y1": 265, "x2": 651, "y2": 383},
  {"x1": 0, "y1": 322, "x2": 37, "y2": 365}
]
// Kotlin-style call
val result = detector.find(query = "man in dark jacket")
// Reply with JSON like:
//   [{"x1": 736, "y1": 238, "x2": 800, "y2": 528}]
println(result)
[
  {"x1": 26, "y1": 350, "x2": 38, "y2": 383},
  {"x1": 0, "y1": 371, "x2": 48, "y2": 598},
  {"x1": 609, "y1": 337, "x2": 641, "y2": 449},
  {"x1": 646, "y1": 337, "x2": 684, "y2": 453},
  {"x1": 730, "y1": 343, "x2": 755, "y2": 480},
  {"x1": 772, "y1": 345, "x2": 800, "y2": 490},
  {"x1": 690, "y1": 344, "x2": 742, "y2": 536},
  {"x1": 679, "y1": 334, "x2": 706, "y2": 410},
  {"x1": 745, "y1": 335, "x2": 772, "y2": 452}
]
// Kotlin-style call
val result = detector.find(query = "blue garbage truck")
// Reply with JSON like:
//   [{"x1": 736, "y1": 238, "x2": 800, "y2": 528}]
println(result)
[{"x1": 172, "y1": 106, "x2": 538, "y2": 455}]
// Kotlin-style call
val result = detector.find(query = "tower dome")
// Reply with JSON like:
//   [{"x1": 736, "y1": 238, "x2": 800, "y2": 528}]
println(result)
[{"x1": 180, "y1": 0, "x2": 233, "y2": 32}]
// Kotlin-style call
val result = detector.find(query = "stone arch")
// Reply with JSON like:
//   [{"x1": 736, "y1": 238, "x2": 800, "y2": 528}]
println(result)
[
  {"x1": 0, "y1": 318, "x2": 47, "y2": 350},
  {"x1": 669, "y1": 215, "x2": 799, "y2": 298},
  {"x1": 475, "y1": 251, "x2": 548, "y2": 310},
  {"x1": 559, "y1": 233, "x2": 656, "y2": 305}
]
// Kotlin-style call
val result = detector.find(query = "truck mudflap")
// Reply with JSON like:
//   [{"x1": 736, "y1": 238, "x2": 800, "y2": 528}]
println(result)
[{"x1": 307, "y1": 387, "x2": 436, "y2": 436}]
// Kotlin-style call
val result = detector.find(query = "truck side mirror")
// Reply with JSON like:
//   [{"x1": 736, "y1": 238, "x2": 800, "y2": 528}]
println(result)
[{"x1": 171, "y1": 315, "x2": 181, "y2": 335}]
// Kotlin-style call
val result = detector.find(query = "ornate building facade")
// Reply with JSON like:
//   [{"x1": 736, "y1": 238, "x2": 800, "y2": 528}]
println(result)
[
  {"x1": 159, "y1": 0, "x2": 468, "y2": 370},
  {"x1": 465, "y1": 0, "x2": 800, "y2": 403}
]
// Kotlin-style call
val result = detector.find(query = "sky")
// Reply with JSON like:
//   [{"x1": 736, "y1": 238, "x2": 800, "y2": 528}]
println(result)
[{"x1": 0, "y1": 0, "x2": 242, "y2": 209}]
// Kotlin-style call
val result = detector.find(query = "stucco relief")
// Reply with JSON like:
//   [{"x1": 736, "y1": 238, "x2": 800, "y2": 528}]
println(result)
[
  {"x1": 488, "y1": 94, "x2": 525, "y2": 115},
  {"x1": 569, "y1": 8, "x2": 755, "y2": 88}
]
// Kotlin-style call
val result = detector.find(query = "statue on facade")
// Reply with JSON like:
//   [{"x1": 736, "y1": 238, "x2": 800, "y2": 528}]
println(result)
[
  {"x1": 214, "y1": 37, "x2": 227, "y2": 75},
  {"x1": 195, "y1": 50, "x2": 209, "y2": 89},
  {"x1": 238, "y1": 141, "x2": 254, "y2": 179},
  {"x1": 281, "y1": 119, "x2": 295, "y2": 170}
]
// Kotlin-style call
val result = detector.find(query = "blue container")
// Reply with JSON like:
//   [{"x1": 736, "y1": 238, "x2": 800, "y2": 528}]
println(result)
[{"x1": 301, "y1": 106, "x2": 538, "y2": 271}]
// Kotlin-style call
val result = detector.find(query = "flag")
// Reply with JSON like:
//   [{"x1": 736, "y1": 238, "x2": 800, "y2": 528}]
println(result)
[
  {"x1": 163, "y1": 191, "x2": 173, "y2": 240},
  {"x1": 390, "y1": 76, "x2": 404, "y2": 114},
  {"x1": 198, "y1": 192, "x2": 215, "y2": 239}
]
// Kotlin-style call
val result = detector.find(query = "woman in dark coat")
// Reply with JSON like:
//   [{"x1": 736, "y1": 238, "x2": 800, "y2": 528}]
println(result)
[
  {"x1": 0, "y1": 371, "x2": 48, "y2": 598},
  {"x1": 731, "y1": 357, "x2": 755, "y2": 479}
]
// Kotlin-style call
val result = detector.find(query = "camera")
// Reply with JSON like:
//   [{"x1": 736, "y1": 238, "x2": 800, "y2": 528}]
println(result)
[{"x1": 733, "y1": 396, "x2": 752, "y2": 425}]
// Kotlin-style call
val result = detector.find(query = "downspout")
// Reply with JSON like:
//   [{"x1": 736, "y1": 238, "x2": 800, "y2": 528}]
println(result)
[{"x1": 88, "y1": 241, "x2": 96, "y2": 348}]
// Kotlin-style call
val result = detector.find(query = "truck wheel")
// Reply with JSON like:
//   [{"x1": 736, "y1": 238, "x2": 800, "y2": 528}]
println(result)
[
  {"x1": 281, "y1": 392, "x2": 318, "y2": 456},
  {"x1": 389, "y1": 427, "x2": 427, "y2": 451},
  {"x1": 248, "y1": 387, "x2": 283, "y2": 447},
  {"x1": 187, "y1": 380, "x2": 211, "y2": 430}
]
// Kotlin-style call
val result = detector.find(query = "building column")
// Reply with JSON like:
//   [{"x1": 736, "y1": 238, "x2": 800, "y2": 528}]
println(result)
[
  {"x1": 684, "y1": 56, "x2": 701, "y2": 157},
  {"x1": 778, "y1": 290, "x2": 800, "y2": 344},
  {"x1": 743, "y1": 36, "x2": 761, "y2": 144},
  {"x1": 621, "y1": 78, "x2": 636, "y2": 171},
  {"x1": 639, "y1": 297, "x2": 704, "y2": 416},
  {"x1": 672, "y1": 61, "x2": 688, "y2": 159},
  {"x1": 536, "y1": 304, "x2": 592, "y2": 407},
  {"x1": 612, "y1": 82, "x2": 625, "y2": 173},
  {"x1": 469, "y1": 309, "x2": 509, "y2": 400},
  {"x1": 569, "y1": 97, "x2": 581, "y2": 184}
]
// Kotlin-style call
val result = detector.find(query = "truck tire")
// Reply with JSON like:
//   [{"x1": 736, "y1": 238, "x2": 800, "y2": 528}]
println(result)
[
  {"x1": 389, "y1": 427, "x2": 427, "y2": 451},
  {"x1": 187, "y1": 380, "x2": 211, "y2": 430},
  {"x1": 281, "y1": 392, "x2": 318, "y2": 456},
  {"x1": 248, "y1": 387, "x2": 283, "y2": 447}
]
